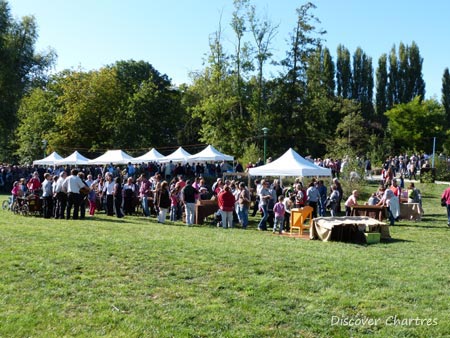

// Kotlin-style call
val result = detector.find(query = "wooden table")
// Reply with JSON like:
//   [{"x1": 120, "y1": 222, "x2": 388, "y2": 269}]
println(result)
[
  {"x1": 351, "y1": 205, "x2": 386, "y2": 221},
  {"x1": 310, "y1": 216, "x2": 390, "y2": 242},
  {"x1": 400, "y1": 203, "x2": 422, "y2": 221},
  {"x1": 195, "y1": 199, "x2": 218, "y2": 225}
]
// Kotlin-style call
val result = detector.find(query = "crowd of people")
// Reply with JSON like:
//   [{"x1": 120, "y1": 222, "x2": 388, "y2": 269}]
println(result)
[
  {"x1": 252, "y1": 177, "x2": 345, "y2": 233},
  {"x1": 3, "y1": 151, "x2": 447, "y2": 229},
  {"x1": 5, "y1": 157, "x2": 344, "y2": 229}
]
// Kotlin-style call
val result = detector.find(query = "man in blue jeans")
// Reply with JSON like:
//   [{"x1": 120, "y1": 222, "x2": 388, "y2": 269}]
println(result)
[
  {"x1": 139, "y1": 174, "x2": 151, "y2": 217},
  {"x1": 181, "y1": 179, "x2": 198, "y2": 226},
  {"x1": 237, "y1": 182, "x2": 251, "y2": 229}
]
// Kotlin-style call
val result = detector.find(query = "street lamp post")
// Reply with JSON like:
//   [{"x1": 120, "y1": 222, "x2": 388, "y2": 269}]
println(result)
[
  {"x1": 261, "y1": 127, "x2": 269, "y2": 164},
  {"x1": 42, "y1": 139, "x2": 47, "y2": 158}
]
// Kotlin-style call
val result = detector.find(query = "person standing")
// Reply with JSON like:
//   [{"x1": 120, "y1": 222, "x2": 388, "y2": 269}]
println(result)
[
  {"x1": 329, "y1": 184, "x2": 340, "y2": 217},
  {"x1": 441, "y1": 185, "x2": 450, "y2": 227},
  {"x1": 333, "y1": 178, "x2": 343, "y2": 213},
  {"x1": 157, "y1": 181, "x2": 171, "y2": 223},
  {"x1": 78, "y1": 172, "x2": 89, "y2": 219},
  {"x1": 181, "y1": 179, "x2": 198, "y2": 226},
  {"x1": 283, "y1": 194, "x2": 293, "y2": 232},
  {"x1": 63, "y1": 169, "x2": 85, "y2": 220},
  {"x1": 317, "y1": 180, "x2": 327, "y2": 217},
  {"x1": 41, "y1": 173, "x2": 53, "y2": 218},
  {"x1": 272, "y1": 195, "x2": 286, "y2": 234},
  {"x1": 53, "y1": 171, "x2": 67, "y2": 219},
  {"x1": 257, "y1": 180, "x2": 272, "y2": 231},
  {"x1": 102, "y1": 173, "x2": 114, "y2": 216},
  {"x1": 123, "y1": 177, "x2": 137, "y2": 215},
  {"x1": 306, "y1": 181, "x2": 320, "y2": 218},
  {"x1": 237, "y1": 182, "x2": 251, "y2": 229},
  {"x1": 170, "y1": 184, "x2": 181, "y2": 221},
  {"x1": 364, "y1": 158, "x2": 372, "y2": 179},
  {"x1": 251, "y1": 179, "x2": 261, "y2": 217},
  {"x1": 218, "y1": 185, "x2": 235, "y2": 229},
  {"x1": 294, "y1": 183, "x2": 306, "y2": 209},
  {"x1": 113, "y1": 176, "x2": 124, "y2": 218},
  {"x1": 87, "y1": 183, "x2": 97, "y2": 217},
  {"x1": 138, "y1": 174, "x2": 151, "y2": 217}
]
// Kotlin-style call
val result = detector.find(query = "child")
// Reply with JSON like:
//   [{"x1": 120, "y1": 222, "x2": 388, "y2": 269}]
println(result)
[
  {"x1": 273, "y1": 195, "x2": 286, "y2": 234},
  {"x1": 170, "y1": 186, "x2": 180, "y2": 221},
  {"x1": 11, "y1": 181, "x2": 21, "y2": 207},
  {"x1": 87, "y1": 183, "x2": 97, "y2": 216},
  {"x1": 283, "y1": 195, "x2": 293, "y2": 232}
]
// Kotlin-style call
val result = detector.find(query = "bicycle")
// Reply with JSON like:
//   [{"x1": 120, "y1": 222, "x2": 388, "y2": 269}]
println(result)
[{"x1": 2, "y1": 197, "x2": 13, "y2": 211}]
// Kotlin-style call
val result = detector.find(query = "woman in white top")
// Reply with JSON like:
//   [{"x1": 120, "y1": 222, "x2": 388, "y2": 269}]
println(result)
[{"x1": 102, "y1": 173, "x2": 114, "y2": 216}]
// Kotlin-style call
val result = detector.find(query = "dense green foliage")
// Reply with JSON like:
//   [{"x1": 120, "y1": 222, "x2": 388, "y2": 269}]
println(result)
[
  {"x1": 385, "y1": 97, "x2": 445, "y2": 153},
  {"x1": 15, "y1": 62, "x2": 184, "y2": 161},
  {"x1": 0, "y1": 0, "x2": 55, "y2": 160},
  {"x1": 1, "y1": 0, "x2": 450, "y2": 164}
]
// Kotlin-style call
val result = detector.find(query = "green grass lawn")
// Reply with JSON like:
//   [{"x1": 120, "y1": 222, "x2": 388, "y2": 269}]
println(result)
[{"x1": 1, "y1": 182, "x2": 449, "y2": 337}]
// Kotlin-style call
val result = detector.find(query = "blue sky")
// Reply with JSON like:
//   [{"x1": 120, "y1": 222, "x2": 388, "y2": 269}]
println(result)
[{"x1": 9, "y1": 0, "x2": 450, "y2": 99}]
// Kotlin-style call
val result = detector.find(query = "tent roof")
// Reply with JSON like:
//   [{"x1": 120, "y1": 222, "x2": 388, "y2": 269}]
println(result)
[
  {"x1": 88, "y1": 150, "x2": 135, "y2": 165},
  {"x1": 159, "y1": 147, "x2": 191, "y2": 163},
  {"x1": 131, "y1": 148, "x2": 164, "y2": 163},
  {"x1": 33, "y1": 151, "x2": 63, "y2": 165},
  {"x1": 55, "y1": 151, "x2": 91, "y2": 165},
  {"x1": 188, "y1": 145, "x2": 234, "y2": 162},
  {"x1": 248, "y1": 148, "x2": 331, "y2": 177}
]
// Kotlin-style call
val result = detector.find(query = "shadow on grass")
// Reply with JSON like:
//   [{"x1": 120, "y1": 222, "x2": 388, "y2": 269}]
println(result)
[
  {"x1": 380, "y1": 237, "x2": 412, "y2": 244},
  {"x1": 394, "y1": 215, "x2": 448, "y2": 229}
]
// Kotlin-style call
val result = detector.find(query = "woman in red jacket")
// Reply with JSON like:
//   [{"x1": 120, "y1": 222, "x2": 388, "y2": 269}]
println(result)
[{"x1": 218, "y1": 185, "x2": 235, "y2": 229}]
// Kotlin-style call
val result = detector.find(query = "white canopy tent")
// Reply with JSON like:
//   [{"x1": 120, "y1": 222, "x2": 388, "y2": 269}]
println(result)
[
  {"x1": 55, "y1": 151, "x2": 91, "y2": 165},
  {"x1": 159, "y1": 147, "x2": 191, "y2": 163},
  {"x1": 88, "y1": 149, "x2": 135, "y2": 165},
  {"x1": 248, "y1": 148, "x2": 331, "y2": 177},
  {"x1": 131, "y1": 148, "x2": 164, "y2": 163},
  {"x1": 188, "y1": 145, "x2": 234, "y2": 162},
  {"x1": 33, "y1": 151, "x2": 63, "y2": 166}
]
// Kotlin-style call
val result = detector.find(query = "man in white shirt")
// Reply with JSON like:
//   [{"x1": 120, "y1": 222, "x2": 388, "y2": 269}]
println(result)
[
  {"x1": 63, "y1": 169, "x2": 85, "y2": 220},
  {"x1": 85, "y1": 174, "x2": 94, "y2": 188},
  {"x1": 53, "y1": 171, "x2": 67, "y2": 219},
  {"x1": 42, "y1": 173, "x2": 53, "y2": 218}
]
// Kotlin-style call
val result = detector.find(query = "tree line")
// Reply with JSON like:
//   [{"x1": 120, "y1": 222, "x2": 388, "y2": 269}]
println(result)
[{"x1": 2, "y1": 0, "x2": 450, "y2": 165}]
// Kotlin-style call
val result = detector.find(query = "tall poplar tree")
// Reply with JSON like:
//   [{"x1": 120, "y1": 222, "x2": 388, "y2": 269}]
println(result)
[
  {"x1": 351, "y1": 47, "x2": 374, "y2": 120},
  {"x1": 375, "y1": 54, "x2": 388, "y2": 126},
  {"x1": 442, "y1": 68, "x2": 450, "y2": 129},
  {"x1": 336, "y1": 45, "x2": 352, "y2": 99},
  {"x1": 387, "y1": 42, "x2": 425, "y2": 109},
  {"x1": 322, "y1": 47, "x2": 335, "y2": 97},
  {"x1": 387, "y1": 45, "x2": 399, "y2": 109},
  {"x1": 397, "y1": 43, "x2": 408, "y2": 103},
  {"x1": 407, "y1": 41, "x2": 425, "y2": 101}
]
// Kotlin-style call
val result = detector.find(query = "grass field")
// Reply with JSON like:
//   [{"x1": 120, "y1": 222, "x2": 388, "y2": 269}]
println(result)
[{"x1": 0, "y1": 181, "x2": 449, "y2": 337}]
